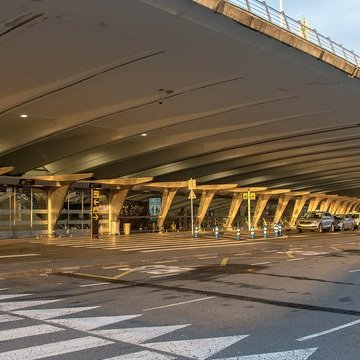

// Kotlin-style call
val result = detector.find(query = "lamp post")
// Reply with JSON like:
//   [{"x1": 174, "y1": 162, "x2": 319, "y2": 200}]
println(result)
[{"x1": 279, "y1": 0, "x2": 285, "y2": 28}]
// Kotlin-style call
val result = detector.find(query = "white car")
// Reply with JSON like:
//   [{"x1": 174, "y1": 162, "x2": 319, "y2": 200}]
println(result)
[{"x1": 346, "y1": 212, "x2": 360, "y2": 228}]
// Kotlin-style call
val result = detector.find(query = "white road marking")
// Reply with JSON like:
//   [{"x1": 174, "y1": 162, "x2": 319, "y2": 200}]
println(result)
[
  {"x1": 144, "y1": 297, "x2": 216, "y2": 311},
  {"x1": 214, "y1": 347, "x2": 317, "y2": 359},
  {"x1": 287, "y1": 258, "x2": 304, "y2": 262},
  {"x1": 104, "y1": 350, "x2": 175, "y2": 359},
  {"x1": 92, "y1": 324, "x2": 190, "y2": 344},
  {"x1": 0, "y1": 288, "x2": 8, "y2": 291},
  {"x1": 49, "y1": 314, "x2": 142, "y2": 331},
  {"x1": 14, "y1": 306, "x2": 100, "y2": 320},
  {"x1": 0, "y1": 314, "x2": 22, "y2": 323},
  {"x1": 0, "y1": 254, "x2": 39, "y2": 259},
  {"x1": 234, "y1": 253, "x2": 252, "y2": 256},
  {"x1": 297, "y1": 319, "x2": 360, "y2": 341},
  {"x1": 0, "y1": 299, "x2": 61, "y2": 311},
  {"x1": 0, "y1": 324, "x2": 64, "y2": 341},
  {"x1": 155, "y1": 260, "x2": 177, "y2": 264},
  {"x1": 349, "y1": 269, "x2": 360, "y2": 273},
  {"x1": 150, "y1": 273, "x2": 181, "y2": 279},
  {"x1": 144, "y1": 335, "x2": 248, "y2": 360},
  {"x1": 250, "y1": 262, "x2": 271, "y2": 266},
  {"x1": 0, "y1": 336, "x2": 113, "y2": 360},
  {"x1": 80, "y1": 282, "x2": 110, "y2": 287},
  {"x1": 0, "y1": 293, "x2": 33, "y2": 300},
  {"x1": 264, "y1": 250, "x2": 278, "y2": 253},
  {"x1": 197, "y1": 256, "x2": 218, "y2": 259}
]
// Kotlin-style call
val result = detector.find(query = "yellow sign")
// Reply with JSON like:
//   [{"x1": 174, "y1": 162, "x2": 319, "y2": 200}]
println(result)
[
  {"x1": 243, "y1": 192, "x2": 256, "y2": 200},
  {"x1": 188, "y1": 189, "x2": 197, "y2": 200},
  {"x1": 188, "y1": 178, "x2": 196, "y2": 190}
]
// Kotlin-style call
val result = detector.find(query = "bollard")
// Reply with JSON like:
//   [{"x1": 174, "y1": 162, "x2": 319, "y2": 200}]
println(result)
[
  {"x1": 236, "y1": 227, "x2": 241, "y2": 240},
  {"x1": 263, "y1": 225, "x2": 267, "y2": 239},
  {"x1": 214, "y1": 225, "x2": 219, "y2": 240},
  {"x1": 278, "y1": 223, "x2": 282, "y2": 237},
  {"x1": 194, "y1": 225, "x2": 199, "y2": 239},
  {"x1": 250, "y1": 225, "x2": 255, "y2": 239},
  {"x1": 274, "y1": 223, "x2": 279, "y2": 237}
]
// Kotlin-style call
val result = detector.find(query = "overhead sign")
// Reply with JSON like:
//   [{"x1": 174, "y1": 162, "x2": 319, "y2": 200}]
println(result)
[
  {"x1": 188, "y1": 178, "x2": 196, "y2": 190},
  {"x1": 91, "y1": 189, "x2": 100, "y2": 239},
  {"x1": 188, "y1": 189, "x2": 197, "y2": 200},
  {"x1": 243, "y1": 192, "x2": 256, "y2": 200}
]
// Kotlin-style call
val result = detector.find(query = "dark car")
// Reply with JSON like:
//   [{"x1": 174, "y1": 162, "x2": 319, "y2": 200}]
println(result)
[
  {"x1": 296, "y1": 211, "x2": 335, "y2": 233},
  {"x1": 333, "y1": 214, "x2": 354, "y2": 231}
]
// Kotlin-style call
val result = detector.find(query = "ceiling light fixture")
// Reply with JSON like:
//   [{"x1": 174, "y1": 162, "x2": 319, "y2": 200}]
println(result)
[
  {"x1": 141, "y1": 133, "x2": 148, "y2": 137},
  {"x1": 20, "y1": 114, "x2": 28, "y2": 118}
]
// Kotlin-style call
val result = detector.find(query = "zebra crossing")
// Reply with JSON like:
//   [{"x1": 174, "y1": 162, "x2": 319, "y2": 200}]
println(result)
[
  {"x1": 30, "y1": 233, "x2": 262, "y2": 253},
  {"x1": 0, "y1": 288, "x2": 318, "y2": 359}
]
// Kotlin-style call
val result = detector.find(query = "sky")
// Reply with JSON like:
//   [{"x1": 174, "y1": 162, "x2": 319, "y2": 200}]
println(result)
[{"x1": 264, "y1": 0, "x2": 360, "y2": 54}]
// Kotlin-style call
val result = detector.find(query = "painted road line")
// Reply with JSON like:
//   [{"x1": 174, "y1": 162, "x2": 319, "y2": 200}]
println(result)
[
  {"x1": 143, "y1": 297, "x2": 216, "y2": 311},
  {"x1": 297, "y1": 319, "x2": 360, "y2": 341},
  {"x1": 264, "y1": 250, "x2": 278, "y2": 253},
  {"x1": 197, "y1": 256, "x2": 218, "y2": 259},
  {"x1": 0, "y1": 293, "x2": 33, "y2": 301},
  {"x1": 144, "y1": 335, "x2": 248, "y2": 359},
  {"x1": 49, "y1": 315, "x2": 142, "y2": 331},
  {"x1": 0, "y1": 288, "x2": 8, "y2": 291},
  {"x1": 104, "y1": 350, "x2": 175, "y2": 359},
  {"x1": 214, "y1": 347, "x2": 317, "y2": 359},
  {"x1": 349, "y1": 269, "x2": 360, "y2": 273},
  {"x1": 141, "y1": 242, "x2": 266, "y2": 253},
  {"x1": 14, "y1": 306, "x2": 100, "y2": 320},
  {"x1": 221, "y1": 258, "x2": 229, "y2": 266},
  {"x1": 287, "y1": 258, "x2": 305, "y2": 262},
  {"x1": 155, "y1": 260, "x2": 178, "y2": 264},
  {"x1": 0, "y1": 314, "x2": 22, "y2": 323},
  {"x1": 80, "y1": 282, "x2": 110, "y2": 287},
  {"x1": 0, "y1": 324, "x2": 64, "y2": 341},
  {"x1": 150, "y1": 273, "x2": 182, "y2": 279},
  {"x1": 234, "y1": 253, "x2": 252, "y2": 256},
  {"x1": 92, "y1": 324, "x2": 190, "y2": 345},
  {"x1": 0, "y1": 254, "x2": 39, "y2": 259},
  {"x1": 0, "y1": 299, "x2": 62, "y2": 311},
  {"x1": 0, "y1": 336, "x2": 113, "y2": 359},
  {"x1": 250, "y1": 262, "x2": 271, "y2": 266}
]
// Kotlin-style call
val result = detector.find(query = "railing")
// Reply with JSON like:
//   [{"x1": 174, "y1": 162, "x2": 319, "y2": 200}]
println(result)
[{"x1": 226, "y1": 0, "x2": 360, "y2": 67}]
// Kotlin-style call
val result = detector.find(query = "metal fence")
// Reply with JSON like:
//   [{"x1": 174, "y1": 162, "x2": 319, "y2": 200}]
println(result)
[{"x1": 227, "y1": 0, "x2": 360, "y2": 67}]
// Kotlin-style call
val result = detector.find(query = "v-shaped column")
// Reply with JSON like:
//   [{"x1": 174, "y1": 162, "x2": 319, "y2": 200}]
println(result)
[{"x1": 290, "y1": 194, "x2": 310, "y2": 227}]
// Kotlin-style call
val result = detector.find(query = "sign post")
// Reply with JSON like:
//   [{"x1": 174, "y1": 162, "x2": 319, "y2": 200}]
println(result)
[
  {"x1": 243, "y1": 191, "x2": 256, "y2": 231},
  {"x1": 91, "y1": 189, "x2": 100, "y2": 239},
  {"x1": 188, "y1": 178, "x2": 197, "y2": 235}
]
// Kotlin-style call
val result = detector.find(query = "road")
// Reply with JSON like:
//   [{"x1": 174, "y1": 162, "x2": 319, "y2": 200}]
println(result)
[{"x1": 0, "y1": 230, "x2": 359, "y2": 359}]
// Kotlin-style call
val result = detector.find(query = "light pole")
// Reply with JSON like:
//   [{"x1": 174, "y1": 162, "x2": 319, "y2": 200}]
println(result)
[{"x1": 279, "y1": 0, "x2": 285, "y2": 28}]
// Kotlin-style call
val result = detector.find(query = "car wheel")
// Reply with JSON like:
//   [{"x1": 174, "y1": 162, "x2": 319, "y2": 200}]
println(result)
[
  {"x1": 341, "y1": 224, "x2": 345, "y2": 231},
  {"x1": 330, "y1": 224, "x2": 335, "y2": 232},
  {"x1": 298, "y1": 229, "x2": 303, "y2": 233},
  {"x1": 318, "y1": 224, "x2": 323, "y2": 233}
]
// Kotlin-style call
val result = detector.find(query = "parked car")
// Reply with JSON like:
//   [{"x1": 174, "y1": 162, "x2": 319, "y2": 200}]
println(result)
[
  {"x1": 345, "y1": 212, "x2": 360, "y2": 228},
  {"x1": 333, "y1": 214, "x2": 354, "y2": 231},
  {"x1": 296, "y1": 211, "x2": 335, "y2": 233}
]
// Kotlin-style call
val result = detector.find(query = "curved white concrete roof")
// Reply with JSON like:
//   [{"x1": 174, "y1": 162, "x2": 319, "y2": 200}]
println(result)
[{"x1": 1, "y1": 0, "x2": 359, "y2": 195}]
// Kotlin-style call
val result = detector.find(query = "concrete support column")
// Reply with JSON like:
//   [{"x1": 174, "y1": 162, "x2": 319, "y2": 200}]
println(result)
[
  {"x1": 157, "y1": 188, "x2": 179, "y2": 230},
  {"x1": 345, "y1": 200, "x2": 357, "y2": 214},
  {"x1": 252, "y1": 194, "x2": 271, "y2": 227},
  {"x1": 273, "y1": 195, "x2": 291, "y2": 224},
  {"x1": 319, "y1": 198, "x2": 332, "y2": 212},
  {"x1": 196, "y1": 190, "x2": 216, "y2": 227},
  {"x1": 329, "y1": 199, "x2": 342, "y2": 214},
  {"x1": 336, "y1": 200, "x2": 352, "y2": 214},
  {"x1": 290, "y1": 195, "x2": 309, "y2": 227},
  {"x1": 225, "y1": 193, "x2": 243, "y2": 229},
  {"x1": 307, "y1": 197, "x2": 322, "y2": 212},
  {"x1": 48, "y1": 184, "x2": 71, "y2": 237},
  {"x1": 108, "y1": 187, "x2": 130, "y2": 234}
]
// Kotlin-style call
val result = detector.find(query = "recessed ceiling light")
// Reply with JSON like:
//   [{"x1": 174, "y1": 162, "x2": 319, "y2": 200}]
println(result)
[
  {"x1": 20, "y1": 114, "x2": 28, "y2": 118},
  {"x1": 141, "y1": 133, "x2": 147, "y2": 137}
]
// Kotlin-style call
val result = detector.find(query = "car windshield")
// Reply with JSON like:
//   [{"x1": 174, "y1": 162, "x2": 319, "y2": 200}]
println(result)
[
  {"x1": 334, "y1": 215, "x2": 343, "y2": 220},
  {"x1": 303, "y1": 212, "x2": 322, "y2": 219}
]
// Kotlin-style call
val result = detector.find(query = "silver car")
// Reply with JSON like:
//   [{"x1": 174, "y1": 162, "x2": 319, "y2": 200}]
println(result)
[
  {"x1": 333, "y1": 214, "x2": 354, "y2": 231},
  {"x1": 296, "y1": 211, "x2": 335, "y2": 233},
  {"x1": 345, "y1": 212, "x2": 360, "y2": 228}
]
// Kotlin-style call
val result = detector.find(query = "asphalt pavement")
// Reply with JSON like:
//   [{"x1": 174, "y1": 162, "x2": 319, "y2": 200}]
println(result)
[{"x1": 0, "y1": 230, "x2": 359, "y2": 359}]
